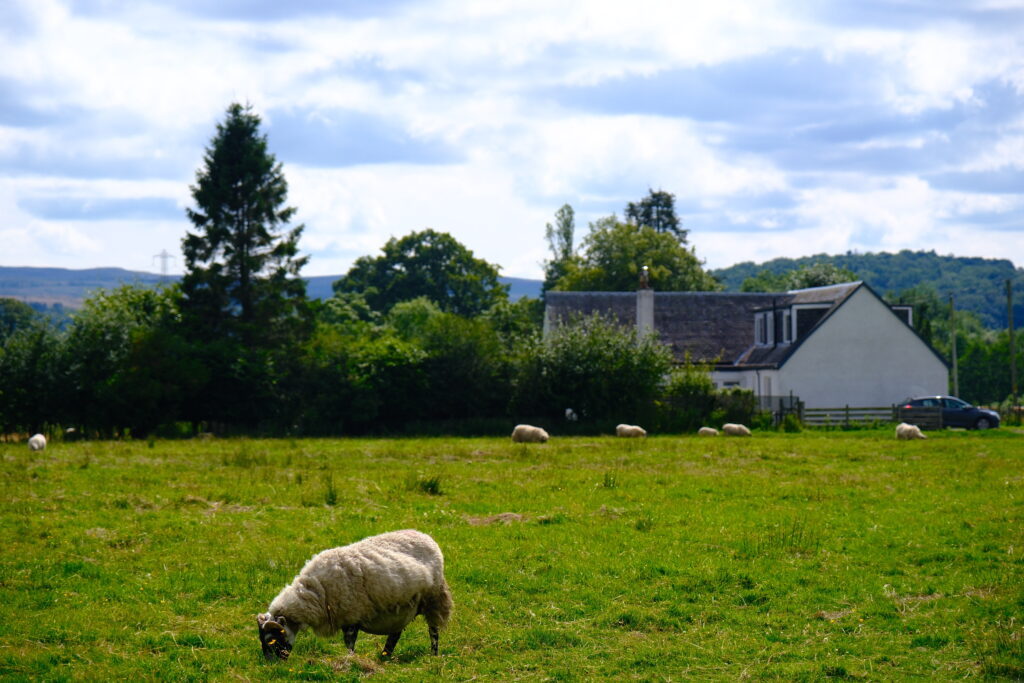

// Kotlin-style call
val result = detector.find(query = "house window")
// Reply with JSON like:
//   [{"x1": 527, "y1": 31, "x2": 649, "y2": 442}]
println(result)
[
  {"x1": 782, "y1": 310, "x2": 791, "y2": 343},
  {"x1": 755, "y1": 315, "x2": 765, "y2": 345}
]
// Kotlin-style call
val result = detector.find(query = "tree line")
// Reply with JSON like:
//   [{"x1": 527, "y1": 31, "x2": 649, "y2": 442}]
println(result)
[
  {"x1": 0, "y1": 104, "x2": 739, "y2": 438},
  {"x1": 715, "y1": 250, "x2": 1024, "y2": 330},
  {"x1": 1, "y1": 103, "x2": 1014, "y2": 438}
]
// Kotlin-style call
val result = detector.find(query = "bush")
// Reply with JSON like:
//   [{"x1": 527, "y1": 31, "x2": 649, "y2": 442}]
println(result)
[
  {"x1": 511, "y1": 313, "x2": 673, "y2": 422},
  {"x1": 712, "y1": 388, "x2": 757, "y2": 427},
  {"x1": 780, "y1": 412, "x2": 803, "y2": 433},
  {"x1": 654, "y1": 355, "x2": 717, "y2": 432}
]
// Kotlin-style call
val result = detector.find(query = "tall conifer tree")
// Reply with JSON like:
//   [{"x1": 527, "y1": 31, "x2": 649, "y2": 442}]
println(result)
[
  {"x1": 180, "y1": 102, "x2": 310, "y2": 428},
  {"x1": 182, "y1": 102, "x2": 309, "y2": 347}
]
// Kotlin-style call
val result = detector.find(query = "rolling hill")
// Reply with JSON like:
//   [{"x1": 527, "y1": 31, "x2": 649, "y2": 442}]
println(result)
[
  {"x1": 711, "y1": 250, "x2": 1023, "y2": 330},
  {"x1": 3, "y1": 250, "x2": 1020, "y2": 329},
  {"x1": 0, "y1": 266, "x2": 543, "y2": 311}
]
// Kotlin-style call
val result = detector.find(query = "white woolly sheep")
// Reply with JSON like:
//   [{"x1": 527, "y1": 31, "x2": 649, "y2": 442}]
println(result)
[
  {"x1": 511, "y1": 424, "x2": 549, "y2": 443},
  {"x1": 698, "y1": 426, "x2": 719, "y2": 437},
  {"x1": 28, "y1": 434, "x2": 46, "y2": 451},
  {"x1": 615, "y1": 424, "x2": 646, "y2": 438},
  {"x1": 721, "y1": 423, "x2": 752, "y2": 437},
  {"x1": 257, "y1": 529, "x2": 452, "y2": 662},
  {"x1": 895, "y1": 422, "x2": 927, "y2": 440},
  {"x1": 564, "y1": 408, "x2": 578, "y2": 422}
]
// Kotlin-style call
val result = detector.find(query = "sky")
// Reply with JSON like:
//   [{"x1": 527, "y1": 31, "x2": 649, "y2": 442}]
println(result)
[{"x1": 3, "y1": 1, "x2": 1024, "y2": 280}]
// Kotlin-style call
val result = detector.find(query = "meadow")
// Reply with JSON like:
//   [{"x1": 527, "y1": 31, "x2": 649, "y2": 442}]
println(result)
[{"x1": 1, "y1": 429, "x2": 1022, "y2": 681}]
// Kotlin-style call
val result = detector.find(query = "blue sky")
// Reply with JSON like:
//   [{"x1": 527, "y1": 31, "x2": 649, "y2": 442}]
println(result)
[{"x1": 2, "y1": 0, "x2": 1024, "y2": 279}]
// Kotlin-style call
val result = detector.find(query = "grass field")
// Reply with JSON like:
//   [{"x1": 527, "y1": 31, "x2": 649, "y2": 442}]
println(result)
[{"x1": 1, "y1": 429, "x2": 1022, "y2": 681}]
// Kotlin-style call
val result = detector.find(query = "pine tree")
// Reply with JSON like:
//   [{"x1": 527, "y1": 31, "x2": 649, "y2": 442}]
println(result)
[
  {"x1": 625, "y1": 189, "x2": 687, "y2": 243},
  {"x1": 180, "y1": 102, "x2": 311, "y2": 429},
  {"x1": 182, "y1": 102, "x2": 309, "y2": 347}
]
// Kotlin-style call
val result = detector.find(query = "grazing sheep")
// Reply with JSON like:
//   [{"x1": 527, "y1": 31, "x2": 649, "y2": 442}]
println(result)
[
  {"x1": 257, "y1": 529, "x2": 452, "y2": 662},
  {"x1": 615, "y1": 424, "x2": 647, "y2": 438},
  {"x1": 698, "y1": 427, "x2": 719, "y2": 437},
  {"x1": 721, "y1": 423, "x2": 752, "y2": 437},
  {"x1": 511, "y1": 424, "x2": 549, "y2": 443},
  {"x1": 895, "y1": 422, "x2": 927, "y2": 440},
  {"x1": 28, "y1": 434, "x2": 46, "y2": 451}
]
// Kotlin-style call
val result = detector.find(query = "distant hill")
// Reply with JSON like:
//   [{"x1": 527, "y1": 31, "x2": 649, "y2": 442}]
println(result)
[
  {"x1": 711, "y1": 250, "x2": 1023, "y2": 329},
  {"x1": 0, "y1": 267, "x2": 168, "y2": 309},
  {"x1": 0, "y1": 266, "x2": 543, "y2": 310},
  {"x1": 305, "y1": 274, "x2": 541, "y2": 301}
]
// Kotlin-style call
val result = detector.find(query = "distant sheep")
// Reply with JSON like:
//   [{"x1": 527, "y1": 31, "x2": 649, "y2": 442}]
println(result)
[
  {"x1": 258, "y1": 529, "x2": 452, "y2": 662},
  {"x1": 28, "y1": 434, "x2": 46, "y2": 451},
  {"x1": 615, "y1": 424, "x2": 646, "y2": 438},
  {"x1": 698, "y1": 427, "x2": 719, "y2": 437},
  {"x1": 511, "y1": 424, "x2": 549, "y2": 443},
  {"x1": 895, "y1": 422, "x2": 927, "y2": 440},
  {"x1": 721, "y1": 423, "x2": 752, "y2": 437},
  {"x1": 564, "y1": 408, "x2": 578, "y2": 422}
]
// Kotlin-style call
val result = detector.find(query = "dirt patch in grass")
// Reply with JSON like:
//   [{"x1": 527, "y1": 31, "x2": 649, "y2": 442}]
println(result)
[
  {"x1": 464, "y1": 512, "x2": 526, "y2": 525},
  {"x1": 326, "y1": 653, "x2": 383, "y2": 674},
  {"x1": 815, "y1": 609, "x2": 853, "y2": 621}
]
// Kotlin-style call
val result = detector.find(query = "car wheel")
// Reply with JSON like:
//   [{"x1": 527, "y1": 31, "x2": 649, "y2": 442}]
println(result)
[{"x1": 975, "y1": 417, "x2": 992, "y2": 430}]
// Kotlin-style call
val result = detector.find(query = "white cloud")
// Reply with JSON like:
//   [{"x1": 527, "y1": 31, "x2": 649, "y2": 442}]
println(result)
[{"x1": 2, "y1": 0, "x2": 1024, "y2": 283}]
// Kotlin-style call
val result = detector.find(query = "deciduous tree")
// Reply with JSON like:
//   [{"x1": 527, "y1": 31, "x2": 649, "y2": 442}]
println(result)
[
  {"x1": 542, "y1": 204, "x2": 578, "y2": 294},
  {"x1": 334, "y1": 229, "x2": 508, "y2": 316},
  {"x1": 554, "y1": 217, "x2": 720, "y2": 292}
]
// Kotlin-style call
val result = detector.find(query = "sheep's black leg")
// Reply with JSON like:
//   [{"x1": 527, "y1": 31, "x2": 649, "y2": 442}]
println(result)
[
  {"x1": 429, "y1": 625, "x2": 440, "y2": 655},
  {"x1": 381, "y1": 631, "x2": 401, "y2": 657},
  {"x1": 342, "y1": 626, "x2": 359, "y2": 654}
]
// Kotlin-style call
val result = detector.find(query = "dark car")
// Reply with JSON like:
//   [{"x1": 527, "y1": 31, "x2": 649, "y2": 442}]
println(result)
[{"x1": 902, "y1": 396, "x2": 1000, "y2": 430}]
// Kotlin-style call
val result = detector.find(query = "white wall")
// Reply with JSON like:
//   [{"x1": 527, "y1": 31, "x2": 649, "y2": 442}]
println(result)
[{"x1": 780, "y1": 287, "x2": 948, "y2": 407}]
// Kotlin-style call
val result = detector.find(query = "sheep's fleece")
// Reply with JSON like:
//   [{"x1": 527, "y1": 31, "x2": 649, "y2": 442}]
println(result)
[
  {"x1": 511, "y1": 424, "x2": 549, "y2": 443},
  {"x1": 257, "y1": 529, "x2": 453, "y2": 661},
  {"x1": 722, "y1": 423, "x2": 752, "y2": 437},
  {"x1": 615, "y1": 424, "x2": 646, "y2": 438},
  {"x1": 895, "y1": 422, "x2": 927, "y2": 440}
]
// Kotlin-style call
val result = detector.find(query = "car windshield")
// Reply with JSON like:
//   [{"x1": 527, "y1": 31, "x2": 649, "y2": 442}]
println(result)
[{"x1": 943, "y1": 398, "x2": 971, "y2": 409}]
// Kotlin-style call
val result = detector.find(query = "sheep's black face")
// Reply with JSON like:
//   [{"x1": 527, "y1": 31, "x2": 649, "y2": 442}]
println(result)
[{"x1": 257, "y1": 614, "x2": 292, "y2": 662}]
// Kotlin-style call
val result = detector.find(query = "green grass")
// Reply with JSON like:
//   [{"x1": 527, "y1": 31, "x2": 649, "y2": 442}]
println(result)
[{"x1": 1, "y1": 429, "x2": 1022, "y2": 680}]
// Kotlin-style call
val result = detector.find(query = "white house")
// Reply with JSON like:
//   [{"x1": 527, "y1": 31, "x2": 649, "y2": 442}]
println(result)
[{"x1": 543, "y1": 282, "x2": 949, "y2": 409}]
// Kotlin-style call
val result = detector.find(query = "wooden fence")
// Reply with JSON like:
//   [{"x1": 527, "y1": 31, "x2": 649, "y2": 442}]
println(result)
[
  {"x1": 893, "y1": 405, "x2": 944, "y2": 430},
  {"x1": 799, "y1": 405, "x2": 943, "y2": 430}
]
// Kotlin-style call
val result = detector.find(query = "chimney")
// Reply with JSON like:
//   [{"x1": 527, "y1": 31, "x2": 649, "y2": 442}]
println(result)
[{"x1": 637, "y1": 265, "x2": 654, "y2": 338}]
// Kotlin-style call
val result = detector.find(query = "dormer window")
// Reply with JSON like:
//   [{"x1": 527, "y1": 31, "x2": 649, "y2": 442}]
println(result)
[
  {"x1": 755, "y1": 312, "x2": 774, "y2": 346},
  {"x1": 782, "y1": 309, "x2": 792, "y2": 343}
]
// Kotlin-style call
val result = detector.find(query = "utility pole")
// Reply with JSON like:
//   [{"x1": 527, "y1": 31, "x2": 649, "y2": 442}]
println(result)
[
  {"x1": 1009, "y1": 279, "x2": 1017, "y2": 422},
  {"x1": 950, "y1": 294, "x2": 959, "y2": 397}
]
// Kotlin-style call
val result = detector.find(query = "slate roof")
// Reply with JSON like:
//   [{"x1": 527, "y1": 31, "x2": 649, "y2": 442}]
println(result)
[
  {"x1": 544, "y1": 282, "x2": 864, "y2": 368},
  {"x1": 544, "y1": 290, "x2": 775, "y2": 364}
]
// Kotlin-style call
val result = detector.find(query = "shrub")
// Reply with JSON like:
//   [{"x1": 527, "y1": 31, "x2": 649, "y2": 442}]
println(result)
[
  {"x1": 780, "y1": 412, "x2": 803, "y2": 433},
  {"x1": 712, "y1": 388, "x2": 757, "y2": 427},
  {"x1": 654, "y1": 354, "x2": 717, "y2": 432},
  {"x1": 510, "y1": 313, "x2": 673, "y2": 422}
]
